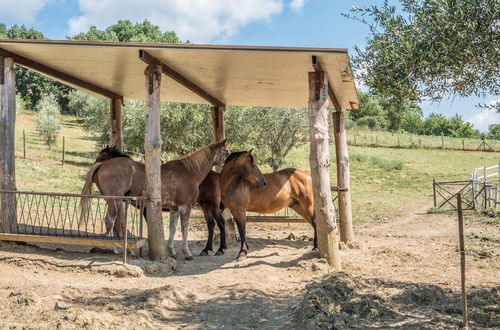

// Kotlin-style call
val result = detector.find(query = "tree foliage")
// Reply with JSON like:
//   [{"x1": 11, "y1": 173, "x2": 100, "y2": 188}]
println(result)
[
  {"x1": 346, "y1": 0, "x2": 499, "y2": 105},
  {"x1": 35, "y1": 94, "x2": 61, "y2": 147}
]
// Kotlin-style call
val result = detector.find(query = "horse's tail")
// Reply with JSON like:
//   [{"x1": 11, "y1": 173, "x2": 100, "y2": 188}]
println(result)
[{"x1": 79, "y1": 162, "x2": 103, "y2": 230}]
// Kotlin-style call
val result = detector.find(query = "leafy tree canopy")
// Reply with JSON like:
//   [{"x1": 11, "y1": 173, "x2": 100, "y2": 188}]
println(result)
[
  {"x1": 69, "y1": 20, "x2": 181, "y2": 43},
  {"x1": 346, "y1": 0, "x2": 499, "y2": 108}
]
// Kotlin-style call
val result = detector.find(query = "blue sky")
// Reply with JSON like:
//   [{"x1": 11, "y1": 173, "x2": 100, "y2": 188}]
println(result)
[{"x1": 1, "y1": 0, "x2": 498, "y2": 131}]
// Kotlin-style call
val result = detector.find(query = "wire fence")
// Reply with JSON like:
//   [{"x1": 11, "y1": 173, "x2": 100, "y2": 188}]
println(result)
[{"x1": 346, "y1": 130, "x2": 500, "y2": 152}]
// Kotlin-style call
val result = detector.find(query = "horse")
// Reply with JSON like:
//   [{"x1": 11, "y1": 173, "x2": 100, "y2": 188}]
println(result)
[
  {"x1": 219, "y1": 150, "x2": 317, "y2": 261},
  {"x1": 81, "y1": 140, "x2": 229, "y2": 260},
  {"x1": 93, "y1": 146, "x2": 227, "y2": 256}
]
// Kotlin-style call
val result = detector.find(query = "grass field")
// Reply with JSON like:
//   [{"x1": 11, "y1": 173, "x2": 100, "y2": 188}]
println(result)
[{"x1": 12, "y1": 111, "x2": 500, "y2": 225}]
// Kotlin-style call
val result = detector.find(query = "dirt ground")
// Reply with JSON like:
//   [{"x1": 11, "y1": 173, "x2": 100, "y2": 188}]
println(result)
[{"x1": 0, "y1": 206, "x2": 498, "y2": 329}]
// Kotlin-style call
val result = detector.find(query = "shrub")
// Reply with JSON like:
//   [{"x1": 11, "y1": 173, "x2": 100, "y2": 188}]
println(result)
[{"x1": 35, "y1": 94, "x2": 61, "y2": 148}]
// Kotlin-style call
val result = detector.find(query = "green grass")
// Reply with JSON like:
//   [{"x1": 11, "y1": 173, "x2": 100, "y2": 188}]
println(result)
[{"x1": 12, "y1": 111, "x2": 500, "y2": 225}]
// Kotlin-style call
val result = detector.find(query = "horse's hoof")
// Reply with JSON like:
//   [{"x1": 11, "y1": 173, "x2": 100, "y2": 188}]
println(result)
[
  {"x1": 215, "y1": 250, "x2": 224, "y2": 256},
  {"x1": 185, "y1": 255, "x2": 194, "y2": 261},
  {"x1": 170, "y1": 254, "x2": 178, "y2": 260},
  {"x1": 236, "y1": 253, "x2": 247, "y2": 261},
  {"x1": 312, "y1": 247, "x2": 319, "y2": 253},
  {"x1": 199, "y1": 250, "x2": 209, "y2": 256}
]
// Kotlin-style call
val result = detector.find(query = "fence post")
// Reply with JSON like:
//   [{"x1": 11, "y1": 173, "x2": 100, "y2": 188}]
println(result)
[
  {"x1": 397, "y1": 135, "x2": 400, "y2": 148},
  {"x1": 441, "y1": 135, "x2": 444, "y2": 149},
  {"x1": 354, "y1": 135, "x2": 356, "y2": 146},
  {"x1": 419, "y1": 138, "x2": 421, "y2": 148},
  {"x1": 61, "y1": 136, "x2": 65, "y2": 166},
  {"x1": 456, "y1": 193, "x2": 469, "y2": 329},
  {"x1": 462, "y1": 138, "x2": 465, "y2": 151},
  {"x1": 483, "y1": 166, "x2": 487, "y2": 208},
  {"x1": 376, "y1": 136, "x2": 378, "y2": 147},
  {"x1": 433, "y1": 179, "x2": 437, "y2": 207},
  {"x1": 23, "y1": 130, "x2": 26, "y2": 159}
]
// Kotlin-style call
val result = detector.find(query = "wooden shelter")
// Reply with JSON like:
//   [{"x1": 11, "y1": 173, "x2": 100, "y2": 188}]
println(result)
[{"x1": 0, "y1": 39, "x2": 359, "y2": 267}]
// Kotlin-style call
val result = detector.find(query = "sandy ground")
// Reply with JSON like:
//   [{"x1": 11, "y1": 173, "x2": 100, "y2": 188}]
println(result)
[{"x1": 0, "y1": 206, "x2": 498, "y2": 329}]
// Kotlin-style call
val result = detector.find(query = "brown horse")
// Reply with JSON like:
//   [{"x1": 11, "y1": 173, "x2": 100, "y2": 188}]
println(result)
[
  {"x1": 93, "y1": 146, "x2": 227, "y2": 256},
  {"x1": 220, "y1": 151, "x2": 317, "y2": 260},
  {"x1": 81, "y1": 141, "x2": 229, "y2": 260}
]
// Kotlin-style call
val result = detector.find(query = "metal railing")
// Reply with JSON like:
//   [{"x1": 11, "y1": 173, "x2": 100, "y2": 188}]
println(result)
[{"x1": 0, "y1": 190, "x2": 147, "y2": 262}]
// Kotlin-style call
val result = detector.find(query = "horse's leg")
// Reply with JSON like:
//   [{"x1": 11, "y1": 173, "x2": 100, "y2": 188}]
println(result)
[
  {"x1": 214, "y1": 208, "x2": 227, "y2": 255},
  {"x1": 233, "y1": 210, "x2": 248, "y2": 261},
  {"x1": 167, "y1": 211, "x2": 179, "y2": 259},
  {"x1": 290, "y1": 203, "x2": 318, "y2": 251},
  {"x1": 179, "y1": 205, "x2": 193, "y2": 260},
  {"x1": 200, "y1": 206, "x2": 215, "y2": 256}
]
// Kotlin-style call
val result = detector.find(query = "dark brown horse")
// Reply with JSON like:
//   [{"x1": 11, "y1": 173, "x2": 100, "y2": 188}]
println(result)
[
  {"x1": 81, "y1": 141, "x2": 229, "y2": 260},
  {"x1": 93, "y1": 146, "x2": 227, "y2": 256},
  {"x1": 220, "y1": 151, "x2": 317, "y2": 260}
]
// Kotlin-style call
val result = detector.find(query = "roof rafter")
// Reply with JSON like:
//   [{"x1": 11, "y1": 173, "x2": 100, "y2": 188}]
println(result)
[
  {"x1": 312, "y1": 55, "x2": 342, "y2": 111},
  {"x1": 139, "y1": 50, "x2": 225, "y2": 107},
  {"x1": 0, "y1": 47, "x2": 123, "y2": 101}
]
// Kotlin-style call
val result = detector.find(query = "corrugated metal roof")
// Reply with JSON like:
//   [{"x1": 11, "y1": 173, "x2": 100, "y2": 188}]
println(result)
[{"x1": 0, "y1": 39, "x2": 359, "y2": 109}]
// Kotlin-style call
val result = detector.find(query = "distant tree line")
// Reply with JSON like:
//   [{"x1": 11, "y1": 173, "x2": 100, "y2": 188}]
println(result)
[{"x1": 350, "y1": 92, "x2": 499, "y2": 140}]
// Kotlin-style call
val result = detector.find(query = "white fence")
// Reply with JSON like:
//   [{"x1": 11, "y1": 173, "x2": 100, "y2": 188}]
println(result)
[{"x1": 471, "y1": 163, "x2": 500, "y2": 209}]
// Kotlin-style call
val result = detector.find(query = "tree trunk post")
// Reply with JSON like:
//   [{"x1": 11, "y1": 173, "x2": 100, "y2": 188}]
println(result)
[
  {"x1": 144, "y1": 64, "x2": 166, "y2": 261},
  {"x1": 110, "y1": 98, "x2": 123, "y2": 152},
  {"x1": 0, "y1": 56, "x2": 18, "y2": 233},
  {"x1": 307, "y1": 71, "x2": 341, "y2": 269},
  {"x1": 333, "y1": 109, "x2": 355, "y2": 246}
]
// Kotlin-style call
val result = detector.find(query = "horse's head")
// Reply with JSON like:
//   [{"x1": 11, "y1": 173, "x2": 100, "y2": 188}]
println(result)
[
  {"x1": 213, "y1": 139, "x2": 230, "y2": 167},
  {"x1": 223, "y1": 150, "x2": 267, "y2": 188},
  {"x1": 95, "y1": 145, "x2": 130, "y2": 163}
]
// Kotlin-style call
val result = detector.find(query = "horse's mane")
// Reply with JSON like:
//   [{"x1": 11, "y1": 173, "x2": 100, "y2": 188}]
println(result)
[
  {"x1": 225, "y1": 151, "x2": 246, "y2": 164},
  {"x1": 177, "y1": 142, "x2": 220, "y2": 178},
  {"x1": 100, "y1": 146, "x2": 131, "y2": 159}
]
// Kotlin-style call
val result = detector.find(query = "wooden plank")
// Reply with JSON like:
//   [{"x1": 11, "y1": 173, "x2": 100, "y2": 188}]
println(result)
[
  {"x1": 333, "y1": 110, "x2": 355, "y2": 244},
  {"x1": 307, "y1": 70, "x2": 341, "y2": 269},
  {"x1": 246, "y1": 216, "x2": 307, "y2": 223},
  {"x1": 144, "y1": 64, "x2": 167, "y2": 261},
  {"x1": 0, "y1": 233, "x2": 146, "y2": 249},
  {"x1": 0, "y1": 56, "x2": 17, "y2": 234},
  {"x1": 110, "y1": 98, "x2": 123, "y2": 151},
  {"x1": 139, "y1": 50, "x2": 225, "y2": 107},
  {"x1": 0, "y1": 47, "x2": 123, "y2": 101}
]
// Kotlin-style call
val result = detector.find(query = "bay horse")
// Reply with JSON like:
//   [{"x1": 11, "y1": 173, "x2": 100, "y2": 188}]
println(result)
[
  {"x1": 220, "y1": 151, "x2": 317, "y2": 261},
  {"x1": 93, "y1": 146, "x2": 227, "y2": 256},
  {"x1": 81, "y1": 141, "x2": 229, "y2": 260}
]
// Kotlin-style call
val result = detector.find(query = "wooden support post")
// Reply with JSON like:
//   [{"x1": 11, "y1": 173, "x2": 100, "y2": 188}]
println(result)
[
  {"x1": 23, "y1": 130, "x2": 26, "y2": 159},
  {"x1": 61, "y1": 136, "x2": 65, "y2": 166},
  {"x1": 210, "y1": 106, "x2": 225, "y2": 143},
  {"x1": 110, "y1": 98, "x2": 123, "y2": 152},
  {"x1": 333, "y1": 109, "x2": 355, "y2": 246},
  {"x1": 0, "y1": 56, "x2": 17, "y2": 233},
  {"x1": 307, "y1": 71, "x2": 341, "y2": 269},
  {"x1": 144, "y1": 64, "x2": 166, "y2": 261}
]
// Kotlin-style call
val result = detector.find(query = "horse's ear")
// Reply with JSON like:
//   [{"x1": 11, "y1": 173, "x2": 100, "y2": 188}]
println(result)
[
  {"x1": 220, "y1": 139, "x2": 227, "y2": 145},
  {"x1": 248, "y1": 148, "x2": 253, "y2": 154}
]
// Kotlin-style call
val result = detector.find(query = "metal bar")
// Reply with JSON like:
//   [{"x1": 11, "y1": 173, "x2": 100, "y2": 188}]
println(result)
[
  {"x1": 139, "y1": 50, "x2": 225, "y2": 107},
  {"x1": 433, "y1": 179, "x2": 437, "y2": 207},
  {"x1": 457, "y1": 193, "x2": 469, "y2": 328},
  {"x1": 0, "y1": 189, "x2": 146, "y2": 200},
  {"x1": 0, "y1": 47, "x2": 123, "y2": 101}
]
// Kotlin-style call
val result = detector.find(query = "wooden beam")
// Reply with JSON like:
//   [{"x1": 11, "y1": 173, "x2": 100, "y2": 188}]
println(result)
[
  {"x1": 333, "y1": 110, "x2": 355, "y2": 245},
  {"x1": 312, "y1": 55, "x2": 342, "y2": 111},
  {"x1": 144, "y1": 64, "x2": 167, "y2": 261},
  {"x1": 0, "y1": 56, "x2": 17, "y2": 234},
  {"x1": 110, "y1": 98, "x2": 123, "y2": 152},
  {"x1": 246, "y1": 216, "x2": 306, "y2": 223},
  {"x1": 0, "y1": 233, "x2": 146, "y2": 249},
  {"x1": 0, "y1": 47, "x2": 123, "y2": 101},
  {"x1": 139, "y1": 50, "x2": 225, "y2": 107},
  {"x1": 210, "y1": 106, "x2": 225, "y2": 143},
  {"x1": 307, "y1": 70, "x2": 341, "y2": 269}
]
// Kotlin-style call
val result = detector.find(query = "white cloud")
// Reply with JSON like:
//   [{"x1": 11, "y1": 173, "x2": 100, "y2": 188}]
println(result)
[
  {"x1": 467, "y1": 99, "x2": 500, "y2": 132},
  {"x1": 290, "y1": 0, "x2": 306, "y2": 11},
  {"x1": 68, "y1": 0, "x2": 283, "y2": 43},
  {"x1": 0, "y1": 0, "x2": 52, "y2": 24}
]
